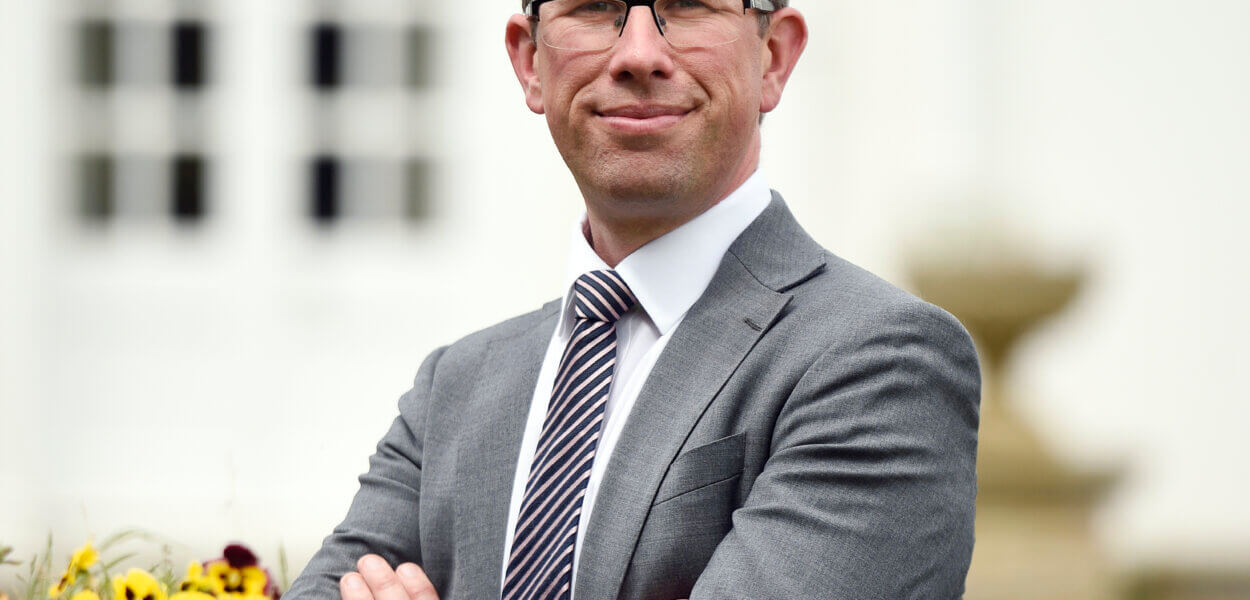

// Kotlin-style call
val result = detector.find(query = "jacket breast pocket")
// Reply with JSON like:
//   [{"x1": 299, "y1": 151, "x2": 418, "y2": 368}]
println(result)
[{"x1": 652, "y1": 431, "x2": 747, "y2": 506}]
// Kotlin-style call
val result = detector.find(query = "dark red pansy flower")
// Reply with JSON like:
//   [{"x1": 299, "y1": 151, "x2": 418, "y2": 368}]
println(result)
[{"x1": 222, "y1": 544, "x2": 258, "y2": 569}]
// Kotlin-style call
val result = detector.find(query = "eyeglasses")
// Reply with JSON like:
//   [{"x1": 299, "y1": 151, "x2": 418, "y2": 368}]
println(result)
[{"x1": 525, "y1": 0, "x2": 778, "y2": 52}]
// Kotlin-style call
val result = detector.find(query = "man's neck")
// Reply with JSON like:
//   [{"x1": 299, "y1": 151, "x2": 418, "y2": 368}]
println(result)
[
  {"x1": 583, "y1": 153, "x2": 760, "y2": 267},
  {"x1": 583, "y1": 209, "x2": 706, "y2": 268}
]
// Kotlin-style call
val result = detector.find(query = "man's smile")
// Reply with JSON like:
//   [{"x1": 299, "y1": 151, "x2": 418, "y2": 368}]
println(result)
[{"x1": 593, "y1": 104, "x2": 694, "y2": 134}]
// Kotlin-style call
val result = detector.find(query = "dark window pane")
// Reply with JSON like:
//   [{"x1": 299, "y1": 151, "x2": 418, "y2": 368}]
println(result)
[
  {"x1": 172, "y1": 21, "x2": 209, "y2": 89},
  {"x1": 407, "y1": 26, "x2": 434, "y2": 89},
  {"x1": 311, "y1": 23, "x2": 342, "y2": 90},
  {"x1": 80, "y1": 21, "x2": 114, "y2": 87},
  {"x1": 171, "y1": 154, "x2": 207, "y2": 221},
  {"x1": 311, "y1": 155, "x2": 340, "y2": 222},
  {"x1": 405, "y1": 159, "x2": 431, "y2": 221},
  {"x1": 79, "y1": 154, "x2": 115, "y2": 220}
]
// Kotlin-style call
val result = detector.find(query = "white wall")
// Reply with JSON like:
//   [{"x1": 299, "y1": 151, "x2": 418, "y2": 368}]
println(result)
[
  {"x1": 986, "y1": 0, "x2": 1250, "y2": 566},
  {"x1": 2, "y1": 0, "x2": 1247, "y2": 579}
]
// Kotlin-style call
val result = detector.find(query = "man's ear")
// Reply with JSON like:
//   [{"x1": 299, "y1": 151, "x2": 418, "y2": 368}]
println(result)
[
  {"x1": 759, "y1": 8, "x2": 808, "y2": 115},
  {"x1": 506, "y1": 14, "x2": 545, "y2": 115}
]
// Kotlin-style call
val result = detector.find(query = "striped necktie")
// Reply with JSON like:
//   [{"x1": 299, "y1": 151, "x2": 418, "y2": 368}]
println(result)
[{"x1": 503, "y1": 269, "x2": 637, "y2": 600}]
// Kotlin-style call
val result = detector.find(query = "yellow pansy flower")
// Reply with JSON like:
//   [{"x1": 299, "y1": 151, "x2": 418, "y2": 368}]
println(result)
[
  {"x1": 69, "y1": 544, "x2": 98, "y2": 572},
  {"x1": 50, "y1": 542, "x2": 99, "y2": 598},
  {"x1": 111, "y1": 569, "x2": 166, "y2": 600},
  {"x1": 175, "y1": 562, "x2": 215, "y2": 595},
  {"x1": 202, "y1": 544, "x2": 275, "y2": 599},
  {"x1": 70, "y1": 591, "x2": 100, "y2": 600},
  {"x1": 49, "y1": 572, "x2": 76, "y2": 598},
  {"x1": 168, "y1": 592, "x2": 215, "y2": 600},
  {"x1": 204, "y1": 561, "x2": 267, "y2": 598}
]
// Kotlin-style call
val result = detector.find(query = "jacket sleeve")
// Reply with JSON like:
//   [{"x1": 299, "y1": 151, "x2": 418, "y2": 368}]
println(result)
[
  {"x1": 689, "y1": 302, "x2": 981, "y2": 600},
  {"x1": 284, "y1": 345, "x2": 448, "y2": 600}
]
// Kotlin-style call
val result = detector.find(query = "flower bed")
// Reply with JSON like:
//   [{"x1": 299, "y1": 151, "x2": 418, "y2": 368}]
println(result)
[{"x1": 1, "y1": 534, "x2": 286, "y2": 600}]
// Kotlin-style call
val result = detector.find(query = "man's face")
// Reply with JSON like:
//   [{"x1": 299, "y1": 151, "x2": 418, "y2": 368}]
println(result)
[{"x1": 518, "y1": 5, "x2": 770, "y2": 214}]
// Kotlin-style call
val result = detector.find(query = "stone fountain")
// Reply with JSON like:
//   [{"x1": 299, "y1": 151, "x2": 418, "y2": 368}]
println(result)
[{"x1": 907, "y1": 234, "x2": 1123, "y2": 600}]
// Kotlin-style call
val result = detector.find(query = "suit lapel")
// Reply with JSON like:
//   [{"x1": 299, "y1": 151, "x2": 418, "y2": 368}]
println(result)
[
  {"x1": 452, "y1": 301, "x2": 560, "y2": 599},
  {"x1": 573, "y1": 194, "x2": 827, "y2": 599}
]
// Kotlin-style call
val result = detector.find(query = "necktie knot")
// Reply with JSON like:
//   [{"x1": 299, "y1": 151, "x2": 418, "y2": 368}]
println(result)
[{"x1": 572, "y1": 270, "x2": 636, "y2": 323}]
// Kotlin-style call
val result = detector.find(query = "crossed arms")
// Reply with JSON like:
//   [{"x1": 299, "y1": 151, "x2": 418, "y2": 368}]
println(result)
[{"x1": 286, "y1": 300, "x2": 980, "y2": 599}]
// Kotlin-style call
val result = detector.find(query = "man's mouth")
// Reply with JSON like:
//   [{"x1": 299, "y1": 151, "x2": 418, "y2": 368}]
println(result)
[{"x1": 594, "y1": 104, "x2": 693, "y2": 134}]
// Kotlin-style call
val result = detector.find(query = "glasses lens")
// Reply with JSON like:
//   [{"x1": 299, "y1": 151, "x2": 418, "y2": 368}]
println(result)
[
  {"x1": 538, "y1": 0, "x2": 628, "y2": 52},
  {"x1": 655, "y1": 0, "x2": 744, "y2": 48},
  {"x1": 537, "y1": 0, "x2": 746, "y2": 51}
]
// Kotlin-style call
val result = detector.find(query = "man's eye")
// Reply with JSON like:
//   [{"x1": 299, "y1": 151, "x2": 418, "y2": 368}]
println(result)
[
  {"x1": 667, "y1": 0, "x2": 717, "y2": 13},
  {"x1": 574, "y1": 1, "x2": 618, "y2": 14}
]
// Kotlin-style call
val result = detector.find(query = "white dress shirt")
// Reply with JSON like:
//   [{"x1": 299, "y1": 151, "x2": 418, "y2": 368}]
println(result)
[{"x1": 498, "y1": 171, "x2": 772, "y2": 597}]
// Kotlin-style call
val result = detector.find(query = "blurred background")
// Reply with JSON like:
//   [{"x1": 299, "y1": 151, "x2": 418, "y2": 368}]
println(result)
[{"x1": 1, "y1": 1, "x2": 1247, "y2": 598}]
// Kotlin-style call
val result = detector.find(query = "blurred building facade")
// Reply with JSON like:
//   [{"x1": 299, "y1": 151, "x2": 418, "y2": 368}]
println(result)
[{"x1": 2, "y1": 0, "x2": 1248, "y2": 597}]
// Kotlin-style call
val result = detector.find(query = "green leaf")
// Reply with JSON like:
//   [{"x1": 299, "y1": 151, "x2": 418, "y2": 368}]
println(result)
[
  {"x1": 96, "y1": 531, "x2": 146, "y2": 554},
  {"x1": 102, "y1": 553, "x2": 136, "y2": 573},
  {"x1": 23, "y1": 534, "x2": 55, "y2": 600},
  {"x1": 277, "y1": 545, "x2": 290, "y2": 592}
]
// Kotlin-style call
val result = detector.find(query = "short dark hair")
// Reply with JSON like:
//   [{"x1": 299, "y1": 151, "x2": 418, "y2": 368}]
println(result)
[{"x1": 757, "y1": 1, "x2": 789, "y2": 36}]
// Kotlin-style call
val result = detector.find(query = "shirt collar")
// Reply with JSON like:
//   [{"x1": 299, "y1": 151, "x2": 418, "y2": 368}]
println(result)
[{"x1": 559, "y1": 170, "x2": 773, "y2": 337}]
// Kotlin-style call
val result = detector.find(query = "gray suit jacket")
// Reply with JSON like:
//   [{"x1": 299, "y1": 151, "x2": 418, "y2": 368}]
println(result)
[{"x1": 286, "y1": 194, "x2": 981, "y2": 600}]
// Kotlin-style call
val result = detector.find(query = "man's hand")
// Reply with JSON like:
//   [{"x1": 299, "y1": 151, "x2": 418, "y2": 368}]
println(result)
[
  {"x1": 337, "y1": 554, "x2": 691, "y2": 600},
  {"x1": 339, "y1": 554, "x2": 439, "y2": 600}
]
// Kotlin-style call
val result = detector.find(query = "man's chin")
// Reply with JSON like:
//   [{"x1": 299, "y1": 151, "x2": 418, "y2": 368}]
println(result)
[
  {"x1": 560, "y1": 131, "x2": 703, "y2": 202},
  {"x1": 579, "y1": 162, "x2": 695, "y2": 204}
]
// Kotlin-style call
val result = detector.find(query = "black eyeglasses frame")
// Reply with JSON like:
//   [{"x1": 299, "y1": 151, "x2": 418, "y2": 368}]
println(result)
[{"x1": 524, "y1": 0, "x2": 778, "y2": 41}]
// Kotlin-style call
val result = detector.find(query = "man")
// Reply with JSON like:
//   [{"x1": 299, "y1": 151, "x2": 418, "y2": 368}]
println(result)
[{"x1": 286, "y1": 1, "x2": 980, "y2": 598}]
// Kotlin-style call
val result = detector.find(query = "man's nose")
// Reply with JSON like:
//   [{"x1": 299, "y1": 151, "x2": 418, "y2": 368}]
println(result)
[{"x1": 607, "y1": 6, "x2": 675, "y2": 83}]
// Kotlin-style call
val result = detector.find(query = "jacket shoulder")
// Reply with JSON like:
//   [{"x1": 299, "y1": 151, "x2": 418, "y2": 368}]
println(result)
[
  {"x1": 432, "y1": 299, "x2": 560, "y2": 373},
  {"x1": 786, "y1": 250, "x2": 975, "y2": 351}
]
